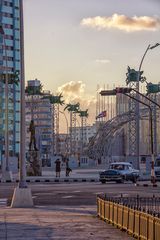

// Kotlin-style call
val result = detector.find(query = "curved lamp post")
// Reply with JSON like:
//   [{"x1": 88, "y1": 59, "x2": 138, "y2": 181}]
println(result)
[{"x1": 139, "y1": 43, "x2": 160, "y2": 75}]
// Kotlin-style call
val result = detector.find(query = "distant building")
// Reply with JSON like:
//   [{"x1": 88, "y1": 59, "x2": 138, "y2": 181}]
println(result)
[
  {"x1": 58, "y1": 133, "x2": 68, "y2": 157},
  {"x1": 25, "y1": 79, "x2": 53, "y2": 167}
]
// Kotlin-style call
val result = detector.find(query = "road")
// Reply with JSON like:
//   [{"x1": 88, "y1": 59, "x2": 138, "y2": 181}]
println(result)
[
  {"x1": 0, "y1": 181, "x2": 159, "y2": 206},
  {"x1": 0, "y1": 182, "x2": 158, "y2": 240}
]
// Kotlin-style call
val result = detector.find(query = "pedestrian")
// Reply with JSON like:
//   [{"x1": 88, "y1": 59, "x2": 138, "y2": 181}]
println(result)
[
  {"x1": 55, "y1": 158, "x2": 61, "y2": 177},
  {"x1": 66, "y1": 158, "x2": 72, "y2": 177}
]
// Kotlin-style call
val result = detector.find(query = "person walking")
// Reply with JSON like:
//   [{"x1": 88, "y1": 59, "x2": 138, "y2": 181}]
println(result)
[
  {"x1": 55, "y1": 159, "x2": 61, "y2": 177},
  {"x1": 66, "y1": 158, "x2": 72, "y2": 177}
]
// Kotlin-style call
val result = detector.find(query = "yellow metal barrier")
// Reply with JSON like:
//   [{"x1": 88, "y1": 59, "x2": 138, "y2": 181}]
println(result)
[
  {"x1": 128, "y1": 208, "x2": 135, "y2": 235},
  {"x1": 117, "y1": 204, "x2": 123, "y2": 229},
  {"x1": 148, "y1": 215, "x2": 154, "y2": 240},
  {"x1": 155, "y1": 217, "x2": 160, "y2": 240},
  {"x1": 122, "y1": 206, "x2": 129, "y2": 231},
  {"x1": 97, "y1": 197, "x2": 160, "y2": 240},
  {"x1": 113, "y1": 203, "x2": 118, "y2": 226},
  {"x1": 101, "y1": 199, "x2": 105, "y2": 220},
  {"x1": 134, "y1": 210, "x2": 140, "y2": 238},
  {"x1": 104, "y1": 201, "x2": 110, "y2": 221},
  {"x1": 139, "y1": 212, "x2": 148, "y2": 240},
  {"x1": 109, "y1": 202, "x2": 114, "y2": 224}
]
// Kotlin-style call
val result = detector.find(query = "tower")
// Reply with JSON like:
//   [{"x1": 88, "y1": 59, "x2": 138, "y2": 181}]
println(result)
[{"x1": 0, "y1": 0, "x2": 22, "y2": 159}]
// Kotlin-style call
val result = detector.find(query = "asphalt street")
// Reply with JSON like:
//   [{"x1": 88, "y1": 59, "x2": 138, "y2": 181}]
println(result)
[
  {"x1": 0, "y1": 182, "x2": 159, "y2": 206},
  {"x1": 0, "y1": 182, "x2": 158, "y2": 239}
]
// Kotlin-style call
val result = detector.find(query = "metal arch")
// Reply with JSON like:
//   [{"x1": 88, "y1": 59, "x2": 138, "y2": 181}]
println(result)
[{"x1": 87, "y1": 108, "x2": 149, "y2": 160}]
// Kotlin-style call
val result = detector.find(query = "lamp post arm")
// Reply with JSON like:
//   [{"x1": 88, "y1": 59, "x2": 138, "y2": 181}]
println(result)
[
  {"x1": 124, "y1": 93, "x2": 151, "y2": 112},
  {"x1": 139, "y1": 44, "x2": 150, "y2": 72},
  {"x1": 131, "y1": 88, "x2": 160, "y2": 108}
]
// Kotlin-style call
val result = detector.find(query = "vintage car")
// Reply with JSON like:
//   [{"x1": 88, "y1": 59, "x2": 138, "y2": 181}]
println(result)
[
  {"x1": 99, "y1": 162, "x2": 139, "y2": 184},
  {"x1": 155, "y1": 156, "x2": 160, "y2": 181}
]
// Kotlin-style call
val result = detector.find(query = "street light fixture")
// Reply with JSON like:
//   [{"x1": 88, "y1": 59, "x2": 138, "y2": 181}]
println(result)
[{"x1": 100, "y1": 87, "x2": 160, "y2": 185}]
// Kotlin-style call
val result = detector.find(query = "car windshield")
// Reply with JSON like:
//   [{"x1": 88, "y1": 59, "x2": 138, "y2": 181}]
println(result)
[
  {"x1": 110, "y1": 164, "x2": 125, "y2": 170},
  {"x1": 155, "y1": 159, "x2": 160, "y2": 166}
]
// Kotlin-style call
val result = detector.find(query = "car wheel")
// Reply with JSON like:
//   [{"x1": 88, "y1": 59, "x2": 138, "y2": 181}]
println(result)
[
  {"x1": 100, "y1": 180, "x2": 106, "y2": 184},
  {"x1": 132, "y1": 176, "x2": 137, "y2": 183},
  {"x1": 116, "y1": 179, "x2": 124, "y2": 184}
]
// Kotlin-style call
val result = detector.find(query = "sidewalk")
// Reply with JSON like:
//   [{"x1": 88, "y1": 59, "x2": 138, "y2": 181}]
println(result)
[
  {"x1": 42, "y1": 168, "x2": 102, "y2": 179},
  {"x1": 1, "y1": 167, "x2": 152, "y2": 183},
  {"x1": 0, "y1": 205, "x2": 134, "y2": 240}
]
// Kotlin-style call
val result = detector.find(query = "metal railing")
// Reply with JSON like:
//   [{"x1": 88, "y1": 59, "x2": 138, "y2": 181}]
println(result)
[
  {"x1": 99, "y1": 194, "x2": 160, "y2": 217},
  {"x1": 97, "y1": 194, "x2": 160, "y2": 240}
]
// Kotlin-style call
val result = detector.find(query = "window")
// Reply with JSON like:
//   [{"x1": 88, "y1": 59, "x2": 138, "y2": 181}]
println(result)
[
  {"x1": 2, "y1": 12, "x2": 13, "y2": 18},
  {"x1": 4, "y1": 1, "x2": 13, "y2": 7}
]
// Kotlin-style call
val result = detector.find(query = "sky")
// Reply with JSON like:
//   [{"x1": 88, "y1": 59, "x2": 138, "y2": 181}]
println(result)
[{"x1": 23, "y1": 0, "x2": 160, "y2": 127}]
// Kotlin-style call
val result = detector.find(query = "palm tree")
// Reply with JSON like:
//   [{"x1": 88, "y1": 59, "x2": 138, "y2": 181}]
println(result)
[
  {"x1": 25, "y1": 83, "x2": 43, "y2": 95},
  {"x1": 43, "y1": 93, "x2": 64, "y2": 156},
  {"x1": 44, "y1": 93, "x2": 64, "y2": 105},
  {"x1": 64, "y1": 103, "x2": 80, "y2": 156},
  {"x1": 0, "y1": 70, "x2": 20, "y2": 85},
  {"x1": 78, "y1": 109, "x2": 89, "y2": 155},
  {"x1": 64, "y1": 102, "x2": 80, "y2": 112}
]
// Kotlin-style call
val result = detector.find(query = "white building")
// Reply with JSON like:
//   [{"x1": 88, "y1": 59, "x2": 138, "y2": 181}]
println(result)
[{"x1": 25, "y1": 80, "x2": 53, "y2": 167}]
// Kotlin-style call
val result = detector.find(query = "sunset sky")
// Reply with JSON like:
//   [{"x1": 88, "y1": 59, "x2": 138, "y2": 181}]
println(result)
[{"x1": 23, "y1": 0, "x2": 160, "y2": 126}]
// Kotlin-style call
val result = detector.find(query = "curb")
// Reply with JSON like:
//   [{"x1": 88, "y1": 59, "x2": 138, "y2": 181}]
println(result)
[
  {"x1": 135, "y1": 183, "x2": 158, "y2": 187},
  {"x1": 0, "y1": 178, "x2": 99, "y2": 183}
]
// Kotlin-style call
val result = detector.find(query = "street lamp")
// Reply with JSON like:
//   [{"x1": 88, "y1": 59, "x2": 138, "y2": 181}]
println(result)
[
  {"x1": 139, "y1": 43, "x2": 160, "y2": 75},
  {"x1": 11, "y1": 0, "x2": 33, "y2": 207},
  {"x1": 0, "y1": 25, "x2": 12, "y2": 181}
]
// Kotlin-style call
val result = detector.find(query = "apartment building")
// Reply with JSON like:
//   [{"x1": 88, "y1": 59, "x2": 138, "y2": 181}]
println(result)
[{"x1": 0, "y1": 0, "x2": 23, "y2": 158}]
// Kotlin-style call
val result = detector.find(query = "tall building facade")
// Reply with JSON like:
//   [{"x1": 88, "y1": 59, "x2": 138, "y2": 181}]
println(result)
[
  {"x1": 0, "y1": 0, "x2": 23, "y2": 158},
  {"x1": 25, "y1": 79, "x2": 53, "y2": 167}
]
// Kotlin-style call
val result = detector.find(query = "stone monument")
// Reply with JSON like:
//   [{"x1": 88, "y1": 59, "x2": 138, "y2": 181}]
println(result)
[{"x1": 27, "y1": 120, "x2": 41, "y2": 176}]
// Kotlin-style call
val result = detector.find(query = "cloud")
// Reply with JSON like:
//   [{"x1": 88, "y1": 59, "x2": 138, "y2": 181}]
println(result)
[
  {"x1": 57, "y1": 81, "x2": 85, "y2": 96},
  {"x1": 57, "y1": 81, "x2": 96, "y2": 106},
  {"x1": 95, "y1": 59, "x2": 110, "y2": 64},
  {"x1": 57, "y1": 81, "x2": 97, "y2": 124},
  {"x1": 81, "y1": 14, "x2": 160, "y2": 32}
]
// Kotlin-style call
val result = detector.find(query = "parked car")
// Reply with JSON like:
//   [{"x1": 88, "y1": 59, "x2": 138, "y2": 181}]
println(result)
[
  {"x1": 99, "y1": 162, "x2": 139, "y2": 184},
  {"x1": 155, "y1": 156, "x2": 160, "y2": 181}
]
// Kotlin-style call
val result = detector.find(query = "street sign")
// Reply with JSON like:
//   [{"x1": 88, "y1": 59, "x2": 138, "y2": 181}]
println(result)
[{"x1": 100, "y1": 89, "x2": 117, "y2": 96}]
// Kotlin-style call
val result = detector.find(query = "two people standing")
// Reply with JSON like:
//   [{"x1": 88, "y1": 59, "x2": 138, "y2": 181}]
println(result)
[{"x1": 55, "y1": 158, "x2": 72, "y2": 177}]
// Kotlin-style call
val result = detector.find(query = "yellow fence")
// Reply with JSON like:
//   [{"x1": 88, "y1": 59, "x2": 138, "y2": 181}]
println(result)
[{"x1": 97, "y1": 197, "x2": 160, "y2": 240}]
